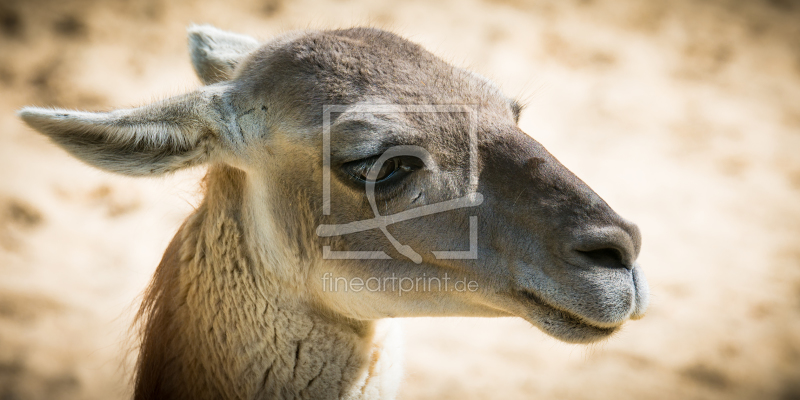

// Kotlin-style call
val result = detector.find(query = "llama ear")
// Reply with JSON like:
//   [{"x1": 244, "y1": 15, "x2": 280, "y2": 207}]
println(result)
[
  {"x1": 18, "y1": 87, "x2": 229, "y2": 176},
  {"x1": 188, "y1": 25, "x2": 259, "y2": 85}
]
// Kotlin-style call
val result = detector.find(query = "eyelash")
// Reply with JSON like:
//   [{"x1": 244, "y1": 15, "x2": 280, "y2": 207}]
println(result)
[{"x1": 341, "y1": 156, "x2": 425, "y2": 185}]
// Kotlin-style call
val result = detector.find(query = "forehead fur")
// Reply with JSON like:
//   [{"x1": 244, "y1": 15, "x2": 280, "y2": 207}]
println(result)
[{"x1": 232, "y1": 27, "x2": 516, "y2": 126}]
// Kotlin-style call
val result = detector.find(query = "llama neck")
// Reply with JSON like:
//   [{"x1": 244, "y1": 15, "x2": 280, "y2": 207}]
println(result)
[{"x1": 134, "y1": 166, "x2": 402, "y2": 400}]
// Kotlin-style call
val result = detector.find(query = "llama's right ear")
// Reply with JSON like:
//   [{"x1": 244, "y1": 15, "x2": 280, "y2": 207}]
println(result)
[
  {"x1": 18, "y1": 86, "x2": 230, "y2": 177},
  {"x1": 188, "y1": 25, "x2": 259, "y2": 85}
]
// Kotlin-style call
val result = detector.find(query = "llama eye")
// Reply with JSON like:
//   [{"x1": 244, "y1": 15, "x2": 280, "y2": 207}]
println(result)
[{"x1": 343, "y1": 156, "x2": 423, "y2": 184}]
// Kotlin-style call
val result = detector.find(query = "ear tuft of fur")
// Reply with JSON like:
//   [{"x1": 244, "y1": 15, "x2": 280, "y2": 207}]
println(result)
[{"x1": 188, "y1": 24, "x2": 259, "y2": 85}]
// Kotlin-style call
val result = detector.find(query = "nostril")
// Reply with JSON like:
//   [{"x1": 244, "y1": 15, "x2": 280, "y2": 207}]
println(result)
[
  {"x1": 576, "y1": 248, "x2": 628, "y2": 270},
  {"x1": 570, "y1": 225, "x2": 637, "y2": 269}
]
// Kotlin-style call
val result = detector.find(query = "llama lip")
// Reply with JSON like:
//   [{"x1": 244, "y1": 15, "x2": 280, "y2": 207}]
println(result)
[{"x1": 517, "y1": 289, "x2": 620, "y2": 340}]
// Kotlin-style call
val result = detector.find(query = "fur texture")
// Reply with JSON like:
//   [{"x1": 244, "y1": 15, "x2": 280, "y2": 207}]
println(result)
[
  {"x1": 18, "y1": 25, "x2": 649, "y2": 399},
  {"x1": 135, "y1": 166, "x2": 402, "y2": 399}
]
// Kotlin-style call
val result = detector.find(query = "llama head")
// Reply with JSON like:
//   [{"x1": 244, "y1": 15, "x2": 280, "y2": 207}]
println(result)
[{"x1": 19, "y1": 25, "x2": 648, "y2": 344}]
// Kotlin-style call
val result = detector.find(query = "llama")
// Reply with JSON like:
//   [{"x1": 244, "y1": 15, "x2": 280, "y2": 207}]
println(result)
[{"x1": 19, "y1": 25, "x2": 649, "y2": 400}]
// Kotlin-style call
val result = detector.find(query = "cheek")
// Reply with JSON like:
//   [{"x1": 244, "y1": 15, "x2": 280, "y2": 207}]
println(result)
[
  {"x1": 311, "y1": 259, "x2": 502, "y2": 319},
  {"x1": 309, "y1": 261, "x2": 404, "y2": 319}
]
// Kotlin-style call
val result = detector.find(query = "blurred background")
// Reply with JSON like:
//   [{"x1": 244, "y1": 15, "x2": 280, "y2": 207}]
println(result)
[{"x1": 1, "y1": 0, "x2": 800, "y2": 399}]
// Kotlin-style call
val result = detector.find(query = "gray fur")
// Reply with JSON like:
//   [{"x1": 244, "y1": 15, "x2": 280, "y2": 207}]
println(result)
[
  {"x1": 17, "y1": 86, "x2": 230, "y2": 176},
  {"x1": 188, "y1": 24, "x2": 260, "y2": 85}
]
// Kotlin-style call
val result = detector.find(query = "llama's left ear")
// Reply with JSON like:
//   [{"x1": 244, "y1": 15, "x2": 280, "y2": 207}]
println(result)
[
  {"x1": 18, "y1": 86, "x2": 231, "y2": 176},
  {"x1": 188, "y1": 25, "x2": 259, "y2": 85}
]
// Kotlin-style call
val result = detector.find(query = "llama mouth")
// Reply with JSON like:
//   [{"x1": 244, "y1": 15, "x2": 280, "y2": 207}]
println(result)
[{"x1": 517, "y1": 290, "x2": 620, "y2": 343}]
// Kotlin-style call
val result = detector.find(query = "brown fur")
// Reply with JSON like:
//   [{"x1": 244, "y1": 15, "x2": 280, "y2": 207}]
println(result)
[
  {"x1": 133, "y1": 215, "x2": 187, "y2": 400},
  {"x1": 131, "y1": 166, "x2": 395, "y2": 399}
]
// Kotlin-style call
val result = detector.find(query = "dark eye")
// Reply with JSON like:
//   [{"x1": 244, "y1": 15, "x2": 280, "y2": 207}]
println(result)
[{"x1": 343, "y1": 156, "x2": 424, "y2": 184}]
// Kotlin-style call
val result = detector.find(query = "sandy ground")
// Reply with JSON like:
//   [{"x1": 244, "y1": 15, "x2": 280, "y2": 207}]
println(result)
[{"x1": 1, "y1": 0, "x2": 800, "y2": 399}]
